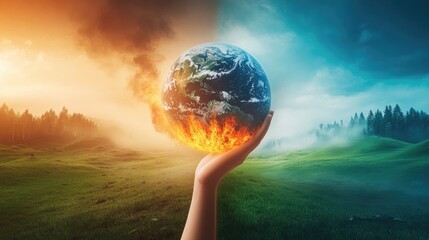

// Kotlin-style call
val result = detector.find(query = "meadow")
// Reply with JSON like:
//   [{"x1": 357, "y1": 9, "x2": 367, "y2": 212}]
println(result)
[{"x1": 0, "y1": 137, "x2": 428, "y2": 240}]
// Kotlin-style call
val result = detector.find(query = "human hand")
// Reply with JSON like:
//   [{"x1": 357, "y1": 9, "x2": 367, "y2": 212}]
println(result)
[
  {"x1": 181, "y1": 111, "x2": 273, "y2": 240},
  {"x1": 194, "y1": 111, "x2": 274, "y2": 189}
]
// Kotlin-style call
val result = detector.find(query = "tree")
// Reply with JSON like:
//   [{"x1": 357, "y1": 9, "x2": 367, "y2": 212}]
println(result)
[
  {"x1": 383, "y1": 105, "x2": 393, "y2": 137},
  {"x1": 21, "y1": 110, "x2": 34, "y2": 141},
  {"x1": 358, "y1": 112, "x2": 366, "y2": 127},
  {"x1": 318, "y1": 104, "x2": 429, "y2": 143},
  {"x1": 373, "y1": 109, "x2": 383, "y2": 136},
  {"x1": 0, "y1": 104, "x2": 97, "y2": 144},
  {"x1": 58, "y1": 107, "x2": 69, "y2": 136},
  {"x1": 349, "y1": 116, "x2": 356, "y2": 129},
  {"x1": 349, "y1": 113, "x2": 359, "y2": 129},
  {"x1": 9, "y1": 108, "x2": 17, "y2": 142},
  {"x1": 40, "y1": 109, "x2": 58, "y2": 137},
  {"x1": 392, "y1": 104, "x2": 404, "y2": 139},
  {"x1": 367, "y1": 110, "x2": 374, "y2": 135},
  {"x1": 0, "y1": 104, "x2": 9, "y2": 141}
]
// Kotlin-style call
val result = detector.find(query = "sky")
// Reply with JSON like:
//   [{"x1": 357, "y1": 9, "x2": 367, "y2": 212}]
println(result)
[
  {"x1": 219, "y1": 0, "x2": 429, "y2": 149},
  {"x1": 1, "y1": 0, "x2": 428, "y2": 150}
]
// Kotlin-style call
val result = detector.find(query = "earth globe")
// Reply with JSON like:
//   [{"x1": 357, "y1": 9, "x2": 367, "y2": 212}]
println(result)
[{"x1": 162, "y1": 43, "x2": 271, "y2": 153}]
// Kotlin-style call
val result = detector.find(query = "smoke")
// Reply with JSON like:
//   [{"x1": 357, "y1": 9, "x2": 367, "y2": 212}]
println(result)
[{"x1": 74, "y1": 0, "x2": 203, "y2": 133}]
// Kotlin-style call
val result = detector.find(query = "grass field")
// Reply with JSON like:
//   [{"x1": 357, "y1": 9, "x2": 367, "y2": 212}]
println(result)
[{"x1": 0, "y1": 137, "x2": 428, "y2": 240}]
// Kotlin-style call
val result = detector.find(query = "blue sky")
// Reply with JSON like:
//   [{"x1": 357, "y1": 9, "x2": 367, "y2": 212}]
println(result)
[{"x1": 218, "y1": 0, "x2": 429, "y2": 149}]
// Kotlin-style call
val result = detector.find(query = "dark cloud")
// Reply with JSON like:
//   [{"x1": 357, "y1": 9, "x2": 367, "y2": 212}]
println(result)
[
  {"x1": 77, "y1": 0, "x2": 185, "y2": 103},
  {"x1": 74, "y1": 0, "x2": 216, "y2": 132},
  {"x1": 276, "y1": 0, "x2": 429, "y2": 78}
]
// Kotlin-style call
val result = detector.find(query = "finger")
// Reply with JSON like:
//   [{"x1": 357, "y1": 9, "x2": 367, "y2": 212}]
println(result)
[
  {"x1": 214, "y1": 111, "x2": 274, "y2": 167},
  {"x1": 196, "y1": 111, "x2": 274, "y2": 184},
  {"x1": 242, "y1": 111, "x2": 274, "y2": 152}
]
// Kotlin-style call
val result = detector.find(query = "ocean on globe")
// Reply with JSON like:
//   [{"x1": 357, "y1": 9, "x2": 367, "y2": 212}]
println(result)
[{"x1": 162, "y1": 43, "x2": 271, "y2": 153}]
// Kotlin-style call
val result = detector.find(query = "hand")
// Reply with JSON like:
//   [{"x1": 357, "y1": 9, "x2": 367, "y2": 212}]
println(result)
[
  {"x1": 181, "y1": 111, "x2": 274, "y2": 240},
  {"x1": 195, "y1": 110, "x2": 274, "y2": 189}
]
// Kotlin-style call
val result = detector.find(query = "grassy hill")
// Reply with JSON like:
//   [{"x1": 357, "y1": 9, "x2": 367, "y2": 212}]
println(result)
[
  {"x1": 250, "y1": 137, "x2": 429, "y2": 194},
  {"x1": 0, "y1": 137, "x2": 428, "y2": 239},
  {"x1": 218, "y1": 137, "x2": 429, "y2": 240},
  {"x1": 0, "y1": 139, "x2": 200, "y2": 240}
]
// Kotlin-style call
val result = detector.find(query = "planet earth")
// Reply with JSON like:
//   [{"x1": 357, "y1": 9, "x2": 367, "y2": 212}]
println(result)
[{"x1": 162, "y1": 43, "x2": 271, "y2": 152}]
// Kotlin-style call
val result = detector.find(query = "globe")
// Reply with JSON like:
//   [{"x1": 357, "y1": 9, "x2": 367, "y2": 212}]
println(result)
[{"x1": 162, "y1": 43, "x2": 271, "y2": 152}]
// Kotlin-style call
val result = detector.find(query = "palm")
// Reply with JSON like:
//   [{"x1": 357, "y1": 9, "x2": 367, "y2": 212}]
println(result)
[{"x1": 194, "y1": 111, "x2": 273, "y2": 186}]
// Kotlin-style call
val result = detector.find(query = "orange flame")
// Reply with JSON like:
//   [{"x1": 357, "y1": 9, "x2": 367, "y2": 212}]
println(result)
[
  {"x1": 134, "y1": 74, "x2": 254, "y2": 153},
  {"x1": 169, "y1": 114, "x2": 255, "y2": 153}
]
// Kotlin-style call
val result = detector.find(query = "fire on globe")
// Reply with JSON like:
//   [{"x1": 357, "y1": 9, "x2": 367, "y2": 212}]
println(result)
[{"x1": 162, "y1": 43, "x2": 271, "y2": 153}]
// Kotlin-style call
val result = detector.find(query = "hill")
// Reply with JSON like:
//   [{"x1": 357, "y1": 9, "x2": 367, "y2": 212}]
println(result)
[
  {"x1": 218, "y1": 137, "x2": 429, "y2": 239},
  {"x1": 249, "y1": 137, "x2": 428, "y2": 195},
  {"x1": 1, "y1": 136, "x2": 428, "y2": 240},
  {"x1": 0, "y1": 140, "x2": 200, "y2": 240}
]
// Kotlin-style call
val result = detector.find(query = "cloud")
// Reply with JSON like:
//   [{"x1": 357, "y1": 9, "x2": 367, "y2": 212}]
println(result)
[
  {"x1": 263, "y1": 71, "x2": 429, "y2": 151},
  {"x1": 221, "y1": 25, "x2": 295, "y2": 56},
  {"x1": 76, "y1": 0, "x2": 185, "y2": 102},
  {"x1": 272, "y1": 0, "x2": 429, "y2": 78}
]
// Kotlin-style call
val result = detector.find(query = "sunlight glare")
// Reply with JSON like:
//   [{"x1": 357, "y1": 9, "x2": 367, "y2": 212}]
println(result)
[{"x1": 0, "y1": 56, "x2": 12, "y2": 80}]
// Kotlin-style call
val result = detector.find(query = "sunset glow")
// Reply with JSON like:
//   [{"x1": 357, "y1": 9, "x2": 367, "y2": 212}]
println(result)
[{"x1": 0, "y1": 0, "x2": 216, "y2": 150}]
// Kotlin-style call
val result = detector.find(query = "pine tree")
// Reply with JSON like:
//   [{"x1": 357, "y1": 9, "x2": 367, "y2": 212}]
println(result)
[
  {"x1": 367, "y1": 110, "x2": 374, "y2": 135},
  {"x1": 383, "y1": 105, "x2": 393, "y2": 137},
  {"x1": 392, "y1": 104, "x2": 404, "y2": 139},
  {"x1": 349, "y1": 116, "x2": 356, "y2": 128},
  {"x1": 373, "y1": 109, "x2": 383, "y2": 135},
  {"x1": 358, "y1": 112, "x2": 366, "y2": 127}
]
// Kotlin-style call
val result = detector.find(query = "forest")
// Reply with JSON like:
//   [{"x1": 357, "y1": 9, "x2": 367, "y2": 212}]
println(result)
[
  {"x1": 318, "y1": 104, "x2": 429, "y2": 143},
  {"x1": 0, "y1": 104, "x2": 97, "y2": 144}
]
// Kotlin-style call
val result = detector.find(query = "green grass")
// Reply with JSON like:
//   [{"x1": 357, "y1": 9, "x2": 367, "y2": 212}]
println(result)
[
  {"x1": 218, "y1": 137, "x2": 429, "y2": 240},
  {"x1": 0, "y1": 137, "x2": 428, "y2": 239},
  {"x1": 0, "y1": 139, "x2": 200, "y2": 240}
]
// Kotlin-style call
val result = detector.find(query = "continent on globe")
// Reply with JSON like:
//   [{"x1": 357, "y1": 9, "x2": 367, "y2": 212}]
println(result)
[{"x1": 162, "y1": 43, "x2": 271, "y2": 153}]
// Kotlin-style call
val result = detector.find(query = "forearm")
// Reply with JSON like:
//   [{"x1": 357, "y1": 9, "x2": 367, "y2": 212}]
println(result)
[
  {"x1": 181, "y1": 112, "x2": 273, "y2": 239},
  {"x1": 181, "y1": 180, "x2": 218, "y2": 240}
]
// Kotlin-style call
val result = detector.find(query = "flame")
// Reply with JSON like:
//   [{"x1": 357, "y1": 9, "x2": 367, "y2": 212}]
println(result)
[
  {"x1": 133, "y1": 81, "x2": 254, "y2": 153},
  {"x1": 134, "y1": 78, "x2": 254, "y2": 153},
  {"x1": 169, "y1": 114, "x2": 255, "y2": 153},
  {"x1": 130, "y1": 70, "x2": 255, "y2": 153}
]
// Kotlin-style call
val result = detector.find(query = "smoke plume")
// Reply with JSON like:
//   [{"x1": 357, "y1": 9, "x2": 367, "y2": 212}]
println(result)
[{"x1": 75, "y1": 0, "x2": 213, "y2": 133}]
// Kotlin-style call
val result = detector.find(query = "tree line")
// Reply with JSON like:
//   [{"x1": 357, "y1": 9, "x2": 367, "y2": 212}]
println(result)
[
  {"x1": 318, "y1": 104, "x2": 429, "y2": 143},
  {"x1": 0, "y1": 104, "x2": 97, "y2": 144}
]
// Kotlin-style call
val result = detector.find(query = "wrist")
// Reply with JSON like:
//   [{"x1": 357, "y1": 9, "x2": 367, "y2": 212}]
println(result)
[{"x1": 194, "y1": 175, "x2": 220, "y2": 192}]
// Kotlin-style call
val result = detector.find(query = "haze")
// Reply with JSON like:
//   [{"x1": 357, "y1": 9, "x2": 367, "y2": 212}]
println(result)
[
  {"x1": 0, "y1": 0, "x2": 216, "y2": 150},
  {"x1": 2, "y1": 0, "x2": 429, "y2": 151}
]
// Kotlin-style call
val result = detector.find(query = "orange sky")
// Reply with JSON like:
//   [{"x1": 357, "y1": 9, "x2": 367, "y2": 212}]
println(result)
[{"x1": 0, "y1": 0, "x2": 217, "y2": 149}]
